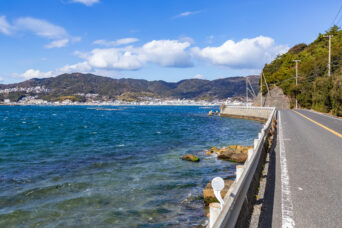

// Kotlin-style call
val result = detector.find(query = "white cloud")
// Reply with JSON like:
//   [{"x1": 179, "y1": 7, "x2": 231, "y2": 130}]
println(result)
[
  {"x1": 141, "y1": 40, "x2": 192, "y2": 67},
  {"x1": 0, "y1": 16, "x2": 79, "y2": 48},
  {"x1": 45, "y1": 39, "x2": 69, "y2": 48},
  {"x1": 15, "y1": 17, "x2": 68, "y2": 39},
  {"x1": 192, "y1": 36, "x2": 289, "y2": 69},
  {"x1": 193, "y1": 74, "x2": 205, "y2": 79},
  {"x1": 15, "y1": 39, "x2": 193, "y2": 78},
  {"x1": 87, "y1": 48, "x2": 143, "y2": 70},
  {"x1": 73, "y1": 50, "x2": 89, "y2": 58},
  {"x1": 20, "y1": 69, "x2": 53, "y2": 79},
  {"x1": 174, "y1": 10, "x2": 202, "y2": 18},
  {"x1": 58, "y1": 61, "x2": 92, "y2": 73},
  {"x1": 70, "y1": 0, "x2": 99, "y2": 6},
  {"x1": 17, "y1": 62, "x2": 92, "y2": 80},
  {"x1": 76, "y1": 39, "x2": 192, "y2": 71},
  {"x1": 93, "y1": 38, "x2": 139, "y2": 46},
  {"x1": 0, "y1": 16, "x2": 11, "y2": 35},
  {"x1": 179, "y1": 36, "x2": 194, "y2": 44},
  {"x1": 13, "y1": 36, "x2": 288, "y2": 81}
]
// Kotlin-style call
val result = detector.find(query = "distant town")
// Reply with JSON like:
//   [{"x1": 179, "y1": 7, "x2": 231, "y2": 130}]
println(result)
[
  {"x1": 0, "y1": 86, "x2": 50, "y2": 94},
  {"x1": 0, "y1": 86, "x2": 247, "y2": 106}
]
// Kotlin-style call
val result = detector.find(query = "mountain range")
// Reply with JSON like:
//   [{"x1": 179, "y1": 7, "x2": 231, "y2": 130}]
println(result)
[{"x1": 0, "y1": 73, "x2": 259, "y2": 102}]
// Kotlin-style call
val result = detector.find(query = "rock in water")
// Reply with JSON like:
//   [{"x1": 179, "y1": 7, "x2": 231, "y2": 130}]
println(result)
[
  {"x1": 182, "y1": 154, "x2": 200, "y2": 162},
  {"x1": 229, "y1": 153, "x2": 248, "y2": 163},
  {"x1": 203, "y1": 179, "x2": 234, "y2": 205},
  {"x1": 216, "y1": 145, "x2": 253, "y2": 163},
  {"x1": 208, "y1": 110, "x2": 214, "y2": 116}
]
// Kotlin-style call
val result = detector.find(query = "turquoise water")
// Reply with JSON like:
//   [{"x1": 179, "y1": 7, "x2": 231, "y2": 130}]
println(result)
[{"x1": 0, "y1": 106, "x2": 262, "y2": 227}]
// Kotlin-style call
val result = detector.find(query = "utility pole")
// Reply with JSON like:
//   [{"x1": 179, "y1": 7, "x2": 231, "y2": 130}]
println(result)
[
  {"x1": 246, "y1": 78, "x2": 248, "y2": 105},
  {"x1": 293, "y1": 60, "x2": 301, "y2": 109},
  {"x1": 262, "y1": 73, "x2": 270, "y2": 97},
  {"x1": 260, "y1": 73, "x2": 263, "y2": 107},
  {"x1": 323, "y1": 35, "x2": 333, "y2": 77}
]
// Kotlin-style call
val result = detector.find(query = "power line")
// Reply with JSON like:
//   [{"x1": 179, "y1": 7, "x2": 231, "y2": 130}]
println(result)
[
  {"x1": 336, "y1": 10, "x2": 342, "y2": 25},
  {"x1": 331, "y1": 4, "x2": 342, "y2": 26}
]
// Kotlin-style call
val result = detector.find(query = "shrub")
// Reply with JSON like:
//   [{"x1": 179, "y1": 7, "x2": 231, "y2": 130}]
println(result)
[
  {"x1": 331, "y1": 74, "x2": 342, "y2": 116},
  {"x1": 312, "y1": 77, "x2": 332, "y2": 113}
]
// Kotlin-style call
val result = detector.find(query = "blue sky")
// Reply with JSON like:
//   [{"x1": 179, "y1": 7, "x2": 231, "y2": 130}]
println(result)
[{"x1": 0, "y1": 0, "x2": 341, "y2": 83}]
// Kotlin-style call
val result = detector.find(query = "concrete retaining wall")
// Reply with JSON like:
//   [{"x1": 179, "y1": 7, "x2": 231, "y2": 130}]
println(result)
[{"x1": 220, "y1": 105, "x2": 274, "y2": 121}]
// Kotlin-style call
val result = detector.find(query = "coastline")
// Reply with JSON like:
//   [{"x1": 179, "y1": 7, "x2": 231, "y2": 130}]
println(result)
[{"x1": 0, "y1": 103, "x2": 221, "y2": 107}]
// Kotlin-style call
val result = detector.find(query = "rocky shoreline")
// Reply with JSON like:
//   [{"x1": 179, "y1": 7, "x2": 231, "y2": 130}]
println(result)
[
  {"x1": 181, "y1": 144, "x2": 253, "y2": 207},
  {"x1": 202, "y1": 145, "x2": 252, "y2": 206}
]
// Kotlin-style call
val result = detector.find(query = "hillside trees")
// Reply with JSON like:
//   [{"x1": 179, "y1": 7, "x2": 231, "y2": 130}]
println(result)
[{"x1": 262, "y1": 26, "x2": 342, "y2": 116}]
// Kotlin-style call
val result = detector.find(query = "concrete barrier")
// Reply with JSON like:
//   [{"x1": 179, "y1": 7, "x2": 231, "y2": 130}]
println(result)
[
  {"x1": 209, "y1": 106, "x2": 276, "y2": 228},
  {"x1": 220, "y1": 105, "x2": 274, "y2": 121}
]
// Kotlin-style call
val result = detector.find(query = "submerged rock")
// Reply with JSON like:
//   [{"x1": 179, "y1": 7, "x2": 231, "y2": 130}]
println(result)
[
  {"x1": 182, "y1": 154, "x2": 200, "y2": 162},
  {"x1": 203, "y1": 179, "x2": 233, "y2": 205},
  {"x1": 205, "y1": 147, "x2": 218, "y2": 155}
]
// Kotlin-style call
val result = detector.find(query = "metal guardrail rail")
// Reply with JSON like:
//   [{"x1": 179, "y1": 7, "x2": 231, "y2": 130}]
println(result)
[{"x1": 211, "y1": 106, "x2": 276, "y2": 228}]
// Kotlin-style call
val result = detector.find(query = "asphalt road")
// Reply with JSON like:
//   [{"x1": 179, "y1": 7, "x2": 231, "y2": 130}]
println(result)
[{"x1": 270, "y1": 109, "x2": 342, "y2": 228}]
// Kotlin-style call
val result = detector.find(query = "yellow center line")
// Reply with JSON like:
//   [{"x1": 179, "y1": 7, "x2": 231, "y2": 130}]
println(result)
[{"x1": 293, "y1": 110, "x2": 342, "y2": 139}]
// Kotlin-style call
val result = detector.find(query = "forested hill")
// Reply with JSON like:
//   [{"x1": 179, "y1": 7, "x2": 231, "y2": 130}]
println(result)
[
  {"x1": 0, "y1": 73, "x2": 259, "y2": 101},
  {"x1": 262, "y1": 26, "x2": 342, "y2": 116}
]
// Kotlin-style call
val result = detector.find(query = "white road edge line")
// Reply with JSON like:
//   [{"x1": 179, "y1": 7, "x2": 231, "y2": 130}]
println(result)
[{"x1": 279, "y1": 112, "x2": 295, "y2": 228}]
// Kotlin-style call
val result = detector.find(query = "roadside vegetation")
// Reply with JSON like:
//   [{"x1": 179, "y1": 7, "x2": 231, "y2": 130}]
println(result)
[{"x1": 262, "y1": 26, "x2": 342, "y2": 116}]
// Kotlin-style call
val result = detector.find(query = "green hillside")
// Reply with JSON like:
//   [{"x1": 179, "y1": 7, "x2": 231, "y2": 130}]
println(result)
[{"x1": 262, "y1": 26, "x2": 342, "y2": 116}]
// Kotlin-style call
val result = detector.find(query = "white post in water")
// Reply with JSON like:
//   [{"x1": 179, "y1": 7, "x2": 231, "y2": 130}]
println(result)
[{"x1": 209, "y1": 177, "x2": 225, "y2": 228}]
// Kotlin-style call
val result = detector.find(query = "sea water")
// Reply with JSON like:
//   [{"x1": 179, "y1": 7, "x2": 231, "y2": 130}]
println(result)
[{"x1": 0, "y1": 105, "x2": 262, "y2": 227}]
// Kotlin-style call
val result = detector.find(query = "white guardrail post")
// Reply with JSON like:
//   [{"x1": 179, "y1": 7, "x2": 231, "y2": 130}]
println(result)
[
  {"x1": 209, "y1": 177, "x2": 225, "y2": 228},
  {"x1": 247, "y1": 148, "x2": 254, "y2": 161},
  {"x1": 235, "y1": 165, "x2": 244, "y2": 181},
  {"x1": 209, "y1": 107, "x2": 276, "y2": 228}
]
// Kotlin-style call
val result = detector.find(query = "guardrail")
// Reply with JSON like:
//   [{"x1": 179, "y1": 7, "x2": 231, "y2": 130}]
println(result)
[{"x1": 210, "y1": 106, "x2": 277, "y2": 228}]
